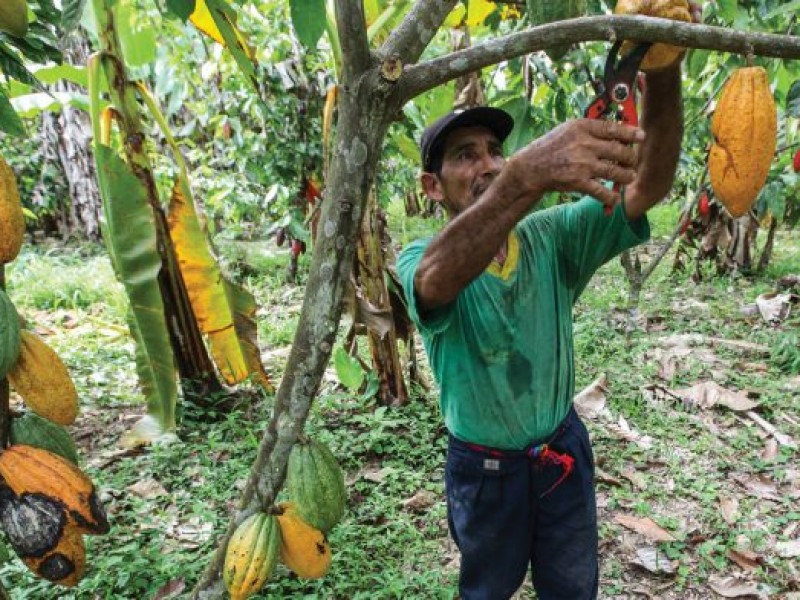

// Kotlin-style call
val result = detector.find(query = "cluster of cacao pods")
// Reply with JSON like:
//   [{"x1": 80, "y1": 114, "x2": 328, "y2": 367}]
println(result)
[
  {"x1": 224, "y1": 437, "x2": 345, "y2": 599},
  {"x1": 0, "y1": 153, "x2": 109, "y2": 587}
]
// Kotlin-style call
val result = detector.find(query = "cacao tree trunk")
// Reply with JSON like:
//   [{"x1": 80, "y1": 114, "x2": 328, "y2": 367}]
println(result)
[
  {"x1": 723, "y1": 212, "x2": 759, "y2": 273},
  {"x1": 40, "y1": 34, "x2": 102, "y2": 240},
  {"x1": 756, "y1": 216, "x2": 778, "y2": 274}
]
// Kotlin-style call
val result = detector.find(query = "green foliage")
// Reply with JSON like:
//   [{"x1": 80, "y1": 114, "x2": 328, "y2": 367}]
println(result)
[
  {"x1": 289, "y1": 0, "x2": 326, "y2": 49},
  {"x1": 772, "y1": 329, "x2": 800, "y2": 374}
]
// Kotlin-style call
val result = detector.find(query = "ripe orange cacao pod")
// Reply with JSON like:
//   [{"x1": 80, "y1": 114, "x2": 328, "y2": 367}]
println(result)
[
  {"x1": 0, "y1": 445, "x2": 109, "y2": 535},
  {"x1": 7, "y1": 330, "x2": 79, "y2": 426},
  {"x1": 22, "y1": 522, "x2": 86, "y2": 587},
  {"x1": 276, "y1": 502, "x2": 332, "y2": 579},
  {"x1": 614, "y1": 0, "x2": 692, "y2": 71},
  {"x1": 0, "y1": 154, "x2": 25, "y2": 264},
  {"x1": 709, "y1": 67, "x2": 777, "y2": 218}
]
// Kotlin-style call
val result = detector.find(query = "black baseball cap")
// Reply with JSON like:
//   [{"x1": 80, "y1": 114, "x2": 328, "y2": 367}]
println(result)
[{"x1": 420, "y1": 106, "x2": 514, "y2": 172}]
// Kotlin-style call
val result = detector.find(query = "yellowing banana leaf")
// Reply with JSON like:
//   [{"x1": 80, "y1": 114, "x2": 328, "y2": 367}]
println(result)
[
  {"x1": 191, "y1": 0, "x2": 256, "y2": 64},
  {"x1": 213, "y1": 280, "x2": 272, "y2": 391},
  {"x1": 94, "y1": 145, "x2": 178, "y2": 437},
  {"x1": 167, "y1": 180, "x2": 271, "y2": 390}
]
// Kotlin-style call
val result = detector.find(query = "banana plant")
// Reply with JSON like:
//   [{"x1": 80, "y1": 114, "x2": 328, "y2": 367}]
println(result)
[{"x1": 87, "y1": 0, "x2": 272, "y2": 445}]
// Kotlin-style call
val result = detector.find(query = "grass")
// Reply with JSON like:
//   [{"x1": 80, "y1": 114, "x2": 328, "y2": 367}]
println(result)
[{"x1": 0, "y1": 204, "x2": 798, "y2": 598}]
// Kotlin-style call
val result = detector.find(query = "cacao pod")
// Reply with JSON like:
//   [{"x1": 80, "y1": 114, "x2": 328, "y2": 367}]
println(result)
[
  {"x1": 223, "y1": 512, "x2": 281, "y2": 600},
  {"x1": 793, "y1": 149, "x2": 800, "y2": 173},
  {"x1": 527, "y1": 0, "x2": 587, "y2": 61},
  {"x1": 0, "y1": 445, "x2": 109, "y2": 535},
  {"x1": 286, "y1": 438, "x2": 346, "y2": 532},
  {"x1": 22, "y1": 523, "x2": 86, "y2": 587},
  {"x1": 614, "y1": 0, "x2": 692, "y2": 71},
  {"x1": 709, "y1": 67, "x2": 776, "y2": 218},
  {"x1": 0, "y1": 289, "x2": 21, "y2": 380},
  {"x1": 10, "y1": 412, "x2": 80, "y2": 464},
  {"x1": 0, "y1": 485, "x2": 66, "y2": 559},
  {"x1": 0, "y1": 154, "x2": 25, "y2": 264},
  {"x1": 7, "y1": 330, "x2": 79, "y2": 426},
  {"x1": 276, "y1": 502, "x2": 332, "y2": 579},
  {"x1": 0, "y1": 0, "x2": 27, "y2": 38}
]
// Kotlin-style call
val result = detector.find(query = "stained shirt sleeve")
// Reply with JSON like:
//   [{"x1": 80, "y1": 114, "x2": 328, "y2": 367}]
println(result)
[
  {"x1": 396, "y1": 238, "x2": 456, "y2": 336},
  {"x1": 557, "y1": 196, "x2": 650, "y2": 299}
]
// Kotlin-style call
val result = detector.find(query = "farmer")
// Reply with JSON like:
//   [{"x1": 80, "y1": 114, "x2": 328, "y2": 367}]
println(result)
[{"x1": 396, "y1": 53, "x2": 685, "y2": 600}]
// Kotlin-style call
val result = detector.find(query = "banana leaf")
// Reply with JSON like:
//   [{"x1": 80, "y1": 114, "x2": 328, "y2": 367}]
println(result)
[{"x1": 94, "y1": 145, "x2": 178, "y2": 439}]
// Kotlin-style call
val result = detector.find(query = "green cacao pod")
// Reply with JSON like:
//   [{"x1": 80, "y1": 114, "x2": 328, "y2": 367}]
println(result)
[
  {"x1": 0, "y1": 289, "x2": 21, "y2": 380},
  {"x1": 0, "y1": 0, "x2": 27, "y2": 38},
  {"x1": 223, "y1": 512, "x2": 281, "y2": 600},
  {"x1": 10, "y1": 413, "x2": 79, "y2": 464},
  {"x1": 286, "y1": 438, "x2": 346, "y2": 533},
  {"x1": 527, "y1": 0, "x2": 587, "y2": 61}
]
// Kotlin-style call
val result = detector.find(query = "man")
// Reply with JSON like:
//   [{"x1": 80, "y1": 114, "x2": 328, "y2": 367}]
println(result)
[{"x1": 396, "y1": 50, "x2": 684, "y2": 599}]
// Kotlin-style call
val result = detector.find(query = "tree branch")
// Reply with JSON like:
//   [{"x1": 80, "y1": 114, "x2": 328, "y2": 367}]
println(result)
[
  {"x1": 400, "y1": 16, "x2": 800, "y2": 101},
  {"x1": 381, "y1": 0, "x2": 459, "y2": 65},
  {"x1": 335, "y1": 0, "x2": 371, "y2": 80}
]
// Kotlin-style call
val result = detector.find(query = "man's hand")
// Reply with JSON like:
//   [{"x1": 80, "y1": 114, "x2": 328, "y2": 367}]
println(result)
[{"x1": 507, "y1": 119, "x2": 645, "y2": 209}]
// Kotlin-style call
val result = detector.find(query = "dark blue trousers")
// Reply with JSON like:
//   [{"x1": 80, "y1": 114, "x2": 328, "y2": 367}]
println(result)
[{"x1": 445, "y1": 408, "x2": 598, "y2": 600}]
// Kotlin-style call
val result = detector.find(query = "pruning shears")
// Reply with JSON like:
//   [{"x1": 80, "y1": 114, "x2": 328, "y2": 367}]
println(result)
[{"x1": 584, "y1": 40, "x2": 652, "y2": 214}]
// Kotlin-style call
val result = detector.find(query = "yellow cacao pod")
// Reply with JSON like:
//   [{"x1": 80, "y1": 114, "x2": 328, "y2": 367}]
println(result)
[
  {"x1": 709, "y1": 67, "x2": 777, "y2": 218},
  {"x1": 615, "y1": 0, "x2": 692, "y2": 71},
  {"x1": 0, "y1": 0, "x2": 27, "y2": 38},
  {"x1": 0, "y1": 154, "x2": 25, "y2": 264},
  {"x1": 276, "y1": 502, "x2": 332, "y2": 579},
  {"x1": 0, "y1": 445, "x2": 110, "y2": 535},
  {"x1": 224, "y1": 512, "x2": 281, "y2": 600},
  {"x1": 22, "y1": 522, "x2": 86, "y2": 587},
  {"x1": 7, "y1": 330, "x2": 79, "y2": 426}
]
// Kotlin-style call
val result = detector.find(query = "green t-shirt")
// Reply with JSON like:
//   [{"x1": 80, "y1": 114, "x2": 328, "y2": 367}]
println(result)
[{"x1": 397, "y1": 197, "x2": 650, "y2": 450}]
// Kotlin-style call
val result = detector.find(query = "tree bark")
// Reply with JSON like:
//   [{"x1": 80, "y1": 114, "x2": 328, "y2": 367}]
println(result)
[
  {"x1": 193, "y1": 6, "x2": 800, "y2": 596},
  {"x1": 40, "y1": 33, "x2": 103, "y2": 240},
  {"x1": 757, "y1": 217, "x2": 778, "y2": 274}
]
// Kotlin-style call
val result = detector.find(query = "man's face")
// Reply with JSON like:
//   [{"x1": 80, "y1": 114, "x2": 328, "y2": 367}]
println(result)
[{"x1": 422, "y1": 126, "x2": 506, "y2": 217}]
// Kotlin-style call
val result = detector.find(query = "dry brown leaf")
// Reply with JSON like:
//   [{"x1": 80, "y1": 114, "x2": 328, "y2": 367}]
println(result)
[
  {"x1": 726, "y1": 548, "x2": 762, "y2": 571},
  {"x1": 595, "y1": 467, "x2": 623, "y2": 487},
  {"x1": 614, "y1": 514, "x2": 676, "y2": 543},
  {"x1": 607, "y1": 416, "x2": 654, "y2": 450},
  {"x1": 708, "y1": 575, "x2": 767, "y2": 598},
  {"x1": 719, "y1": 496, "x2": 739, "y2": 525},
  {"x1": 573, "y1": 375, "x2": 609, "y2": 420},
  {"x1": 745, "y1": 411, "x2": 797, "y2": 448},
  {"x1": 755, "y1": 291, "x2": 793, "y2": 324},
  {"x1": 153, "y1": 578, "x2": 186, "y2": 600},
  {"x1": 761, "y1": 438, "x2": 779, "y2": 461},
  {"x1": 730, "y1": 473, "x2": 780, "y2": 501},
  {"x1": 631, "y1": 546, "x2": 677, "y2": 575},
  {"x1": 776, "y1": 540, "x2": 800, "y2": 558},
  {"x1": 674, "y1": 381, "x2": 759, "y2": 412},
  {"x1": 621, "y1": 467, "x2": 647, "y2": 490},
  {"x1": 401, "y1": 490, "x2": 436, "y2": 513},
  {"x1": 361, "y1": 465, "x2": 397, "y2": 483},
  {"x1": 126, "y1": 478, "x2": 168, "y2": 500}
]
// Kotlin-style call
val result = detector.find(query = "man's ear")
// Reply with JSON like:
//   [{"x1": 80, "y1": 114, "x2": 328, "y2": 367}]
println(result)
[{"x1": 421, "y1": 172, "x2": 444, "y2": 202}]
